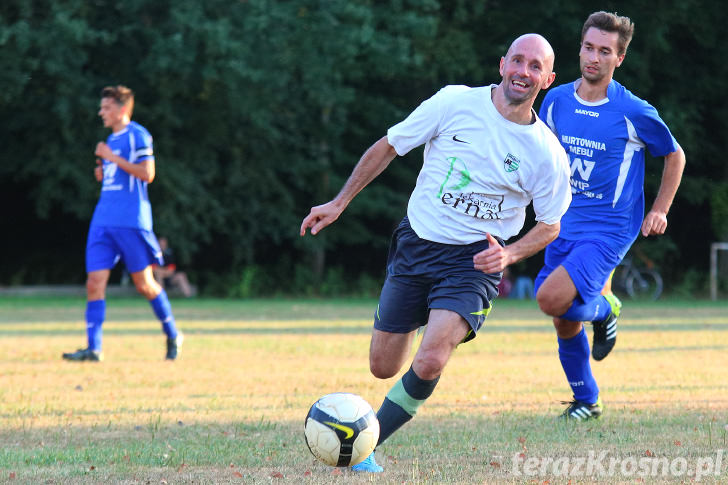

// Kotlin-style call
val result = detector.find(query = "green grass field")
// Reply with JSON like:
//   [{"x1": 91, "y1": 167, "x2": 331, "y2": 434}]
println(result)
[{"x1": 0, "y1": 296, "x2": 727, "y2": 484}]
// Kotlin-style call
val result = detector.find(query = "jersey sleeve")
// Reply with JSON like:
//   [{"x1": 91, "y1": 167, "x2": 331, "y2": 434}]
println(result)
[
  {"x1": 537, "y1": 90, "x2": 557, "y2": 134},
  {"x1": 628, "y1": 102, "x2": 678, "y2": 157},
  {"x1": 528, "y1": 140, "x2": 572, "y2": 225},
  {"x1": 131, "y1": 128, "x2": 154, "y2": 163},
  {"x1": 386, "y1": 87, "x2": 456, "y2": 156}
]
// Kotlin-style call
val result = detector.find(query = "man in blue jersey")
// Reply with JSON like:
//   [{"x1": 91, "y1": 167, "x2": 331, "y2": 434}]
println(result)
[
  {"x1": 62, "y1": 85, "x2": 183, "y2": 362},
  {"x1": 301, "y1": 34, "x2": 571, "y2": 472},
  {"x1": 535, "y1": 12, "x2": 686, "y2": 420}
]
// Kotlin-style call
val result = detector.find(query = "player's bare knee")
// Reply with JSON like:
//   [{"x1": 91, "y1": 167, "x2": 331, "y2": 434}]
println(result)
[
  {"x1": 134, "y1": 283, "x2": 156, "y2": 300},
  {"x1": 412, "y1": 353, "x2": 445, "y2": 381},
  {"x1": 86, "y1": 277, "x2": 106, "y2": 298},
  {"x1": 536, "y1": 289, "x2": 564, "y2": 317},
  {"x1": 85, "y1": 279, "x2": 99, "y2": 294},
  {"x1": 369, "y1": 360, "x2": 398, "y2": 380},
  {"x1": 536, "y1": 291, "x2": 555, "y2": 315}
]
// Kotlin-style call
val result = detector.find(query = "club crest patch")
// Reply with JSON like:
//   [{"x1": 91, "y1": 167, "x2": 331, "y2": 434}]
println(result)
[{"x1": 504, "y1": 153, "x2": 520, "y2": 172}]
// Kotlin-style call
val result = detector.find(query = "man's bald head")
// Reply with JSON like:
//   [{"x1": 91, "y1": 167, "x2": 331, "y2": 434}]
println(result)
[
  {"x1": 504, "y1": 33, "x2": 555, "y2": 73},
  {"x1": 496, "y1": 33, "x2": 557, "y2": 119}
]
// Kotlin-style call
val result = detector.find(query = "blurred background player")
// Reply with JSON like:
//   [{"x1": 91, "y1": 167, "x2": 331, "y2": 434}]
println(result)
[
  {"x1": 535, "y1": 12, "x2": 685, "y2": 420},
  {"x1": 153, "y1": 236, "x2": 193, "y2": 298},
  {"x1": 301, "y1": 34, "x2": 571, "y2": 472},
  {"x1": 62, "y1": 85, "x2": 183, "y2": 362}
]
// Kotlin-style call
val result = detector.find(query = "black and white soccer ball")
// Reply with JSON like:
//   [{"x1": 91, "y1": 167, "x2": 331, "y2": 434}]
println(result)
[{"x1": 304, "y1": 392, "x2": 380, "y2": 467}]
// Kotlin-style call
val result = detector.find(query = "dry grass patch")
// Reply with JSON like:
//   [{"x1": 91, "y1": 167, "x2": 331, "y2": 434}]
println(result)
[{"x1": 0, "y1": 297, "x2": 726, "y2": 483}]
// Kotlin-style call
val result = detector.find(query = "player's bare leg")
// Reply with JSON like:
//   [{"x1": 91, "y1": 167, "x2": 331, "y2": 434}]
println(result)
[
  {"x1": 412, "y1": 309, "x2": 469, "y2": 379},
  {"x1": 86, "y1": 269, "x2": 111, "y2": 301},
  {"x1": 537, "y1": 266, "x2": 604, "y2": 418},
  {"x1": 132, "y1": 265, "x2": 183, "y2": 360},
  {"x1": 355, "y1": 310, "x2": 469, "y2": 473},
  {"x1": 62, "y1": 269, "x2": 111, "y2": 362},
  {"x1": 131, "y1": 266, "x2": 163, "y2": 299},
  {"x1": 368, "y1": 328, "x2": 417, "y2": 379},
  {"x1": 536, "y1": 265, "x2": 578, "y2": 317}
]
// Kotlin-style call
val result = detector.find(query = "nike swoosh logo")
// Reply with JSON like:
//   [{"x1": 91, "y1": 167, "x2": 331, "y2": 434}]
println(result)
[
  {"x1": 324, "y1": 421, "x2": 354, "y2": 439},
  {"x1": 452, "y1": 135, "x2": 470, "y2": 144}
]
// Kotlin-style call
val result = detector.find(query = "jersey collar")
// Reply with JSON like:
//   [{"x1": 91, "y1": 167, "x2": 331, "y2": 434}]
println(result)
[{"x1": 572, "y1": 79, "x2": 610, "y2": 107}]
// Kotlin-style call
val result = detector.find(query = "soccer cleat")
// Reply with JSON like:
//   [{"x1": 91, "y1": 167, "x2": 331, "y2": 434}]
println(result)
[
  {"x1": 165, "y1": 333, "x2": 184, "y2": 360},
  {"x1": 351, "y1": 451, "x2": 383, "y2": 473},
  {"x1": 62, "y1": 347, "x2": 103, "y2": 362},
  {"x1": 591, "y1": 293, "x2": 621, "y2": 361},
  {"x1": 560, "y1": 397, "x2": 603, "y2": 421}
]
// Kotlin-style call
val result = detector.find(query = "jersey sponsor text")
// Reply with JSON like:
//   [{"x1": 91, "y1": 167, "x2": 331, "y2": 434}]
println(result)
[
  {"x1": 441, "y1": 191, "x2": 504, "y2": 220},
  {"x1": 574, "y1": 108, "x2": 599, "y2": 118},
  {"x1": 561, "y1": 135, "x2": 606, "y2": 152}
]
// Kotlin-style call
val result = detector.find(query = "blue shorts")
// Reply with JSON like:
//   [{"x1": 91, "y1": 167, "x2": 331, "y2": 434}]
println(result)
[
  {"x1": 86, "y1": 226, "x2": 164, "y2": 274},
  {"x1": 375, "y1": 218, "x2": 501, "y2": 343},
  {"x1": 534, "y1": 237, "x2": 625, "y2": 304}
]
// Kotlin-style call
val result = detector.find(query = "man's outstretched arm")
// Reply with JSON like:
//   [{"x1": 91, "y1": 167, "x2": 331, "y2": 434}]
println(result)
[{"x1": 300, "y1": 136, "x2": 397, "y2": 236}]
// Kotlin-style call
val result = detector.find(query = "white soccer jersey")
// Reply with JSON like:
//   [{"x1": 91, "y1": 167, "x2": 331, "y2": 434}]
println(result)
[{"x1": 387, "y1": 85, "x2": 571, "y2": 244}]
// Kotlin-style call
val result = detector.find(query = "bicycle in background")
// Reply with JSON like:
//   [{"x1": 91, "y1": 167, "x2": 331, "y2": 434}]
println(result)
[{"x1": 612, "y1": 248, "x2": 663, "y2": 301}]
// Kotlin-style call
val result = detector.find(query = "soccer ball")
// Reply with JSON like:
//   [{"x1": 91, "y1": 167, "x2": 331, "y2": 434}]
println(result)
[{"x1": 304, "y1": 392, "x2": 380, "y2": 467}]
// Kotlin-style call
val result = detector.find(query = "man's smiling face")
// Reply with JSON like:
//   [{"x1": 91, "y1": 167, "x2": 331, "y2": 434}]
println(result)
[{"x1": 499, "y1": 35, "x2": 556, "y2": 105}]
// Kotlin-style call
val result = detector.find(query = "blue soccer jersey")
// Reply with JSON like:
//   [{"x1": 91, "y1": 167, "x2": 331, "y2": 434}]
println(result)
[
  {"x1": 90, "y1": 121, "x2": 155, "y2": 231},
  {"x1": 539, "y1": 80, "x2": 678, "y2": 249}
]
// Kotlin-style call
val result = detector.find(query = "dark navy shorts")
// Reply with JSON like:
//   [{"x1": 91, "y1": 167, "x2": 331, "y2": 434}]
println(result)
[
  {"x1": 86, "y1": 226, "x2": 164, "y2": 274},
  {"x1": 534, "y1": 237, "x2": 626, "y2": 304},
  {"x1": 374, "y1": 218, "x2": 501, "y2": 343}
]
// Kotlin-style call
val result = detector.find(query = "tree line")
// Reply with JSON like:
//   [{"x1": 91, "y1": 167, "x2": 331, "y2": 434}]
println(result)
[{"x1": 0, "y1": 0, "x2": 725, "y2": 296}]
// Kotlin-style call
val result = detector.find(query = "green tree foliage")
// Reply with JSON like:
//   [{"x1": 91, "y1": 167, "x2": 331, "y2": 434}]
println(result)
[{"x1": 0, "y1": 0, "x2": 725, "y2": 294}]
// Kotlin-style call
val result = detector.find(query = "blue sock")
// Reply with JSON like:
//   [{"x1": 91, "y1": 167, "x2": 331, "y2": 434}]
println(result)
[
  {"x1": 376, "y1": 366, "x2": 439, "y2": 446},
  {"x1": 149, "y1": 290, "x2": 178, "y2": 339},
  {"x1": 85, "y1": 299, "x2": 106, "y2": 351},
  {"x1": 558, "y1": 327, "x2": 599, "y2": 404},
  {"x1": 560, "y1": 295, "x2": 610, "y2": 322}
]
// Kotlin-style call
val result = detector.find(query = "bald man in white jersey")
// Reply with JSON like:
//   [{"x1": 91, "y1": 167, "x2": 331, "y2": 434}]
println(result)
[{"x1": 300, "y1": 34, "x2": 571, "y2": 472}]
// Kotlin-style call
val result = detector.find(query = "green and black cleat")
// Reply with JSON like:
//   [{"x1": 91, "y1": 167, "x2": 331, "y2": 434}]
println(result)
[{"x1": 592, "y1": 293, "x2": 621, "y2": 361}]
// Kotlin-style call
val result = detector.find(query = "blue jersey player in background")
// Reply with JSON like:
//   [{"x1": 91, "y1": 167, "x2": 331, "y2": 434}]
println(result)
[
  {"x1": 535, "y1": 12, "x2": 686, "y2": 420},
  {"x1": 63, "y1": 85, "x2": 183, "y2": 362}
]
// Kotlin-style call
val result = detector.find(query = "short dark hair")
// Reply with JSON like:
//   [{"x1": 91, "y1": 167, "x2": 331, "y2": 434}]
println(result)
[
  {"x1": 581, "y1": 11, "x2": 634, "y2": 56},
  {"x1": 100, "y1": 85, "x2": 135, "y2": 117}
]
